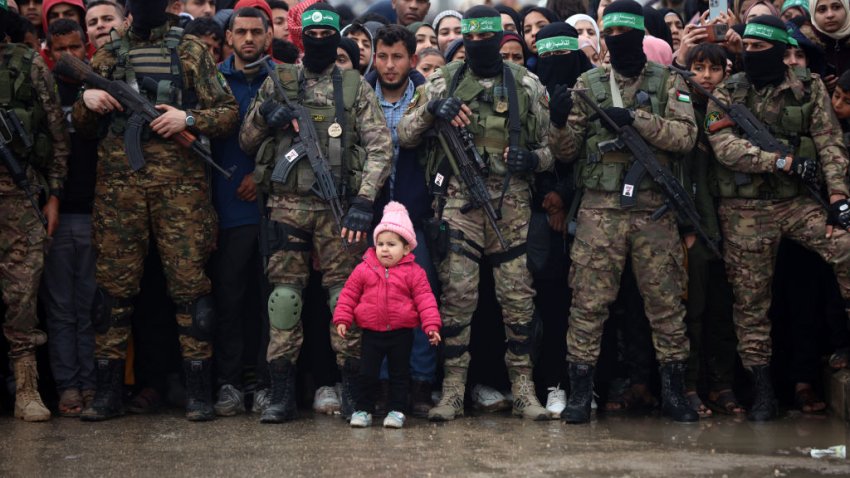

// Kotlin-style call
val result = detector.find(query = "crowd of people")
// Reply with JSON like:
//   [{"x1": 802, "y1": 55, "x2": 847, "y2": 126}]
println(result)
[{"x1": 1, "y1": 0, "x2": 850, "y2": 430}]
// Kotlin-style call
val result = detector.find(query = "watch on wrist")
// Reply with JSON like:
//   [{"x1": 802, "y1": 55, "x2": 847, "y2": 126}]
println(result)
[
  {"x1": 775, "y1": 156, "x2": 787, "y2": 171},
  {"x1": 185, "y1": 114, "x2": 196, "y2": 127}
]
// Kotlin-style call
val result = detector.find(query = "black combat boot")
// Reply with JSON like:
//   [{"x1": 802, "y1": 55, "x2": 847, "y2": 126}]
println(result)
[
  {"x1": 260, "y1": 358, "x2": 297, "y2": 423},
  {"x1": 184, "y1": 359, "x2": 215, "y2": 421},
  {"x1": 81, "y1": 359, "x2": 125, "y2": 421},
  {"x1": 660, "y1": 362, "x2": 699, "y2": 423},
  {"x1": 561, "y1": 362, "x2": 594, "y2": 424},
  {"x1": 747, "y1": 365, "x2": 778, "y2": 422},
  {"x1": 339, "y1": 358, "x2": 360, "y2": 421}
]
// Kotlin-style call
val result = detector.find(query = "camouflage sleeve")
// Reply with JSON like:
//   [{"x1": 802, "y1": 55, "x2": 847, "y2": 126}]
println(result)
[
  {"x1": 809, "y1": 77, "x2": 850, "y2": 197},
  {"x1": 71, "y1": 48, "x2": 114, "y2": 137},
  {"x1": 239, "y1": 76, "x2": 277, "y2": 156},
  {"x1": 31, "y1": 55, "x2": 69, "y2": 193},
  {"x1": 397, "y1": 69, "x2": 447, "y2": 148},
  {"x1": 706, "y1": 87, "x2": 779, "y2": 174},
  {"x1": 180, "y1": 36, "x2": 238, "y2": 138},
  {"x1": 548, "y1": 76, "x2": 589, "y2": 163},
  {"x1": 524, "y1": 74, "x2": 553, "y2": 173},
  {"x1": 631, "y1": 73, "x2": 697, "y2": 154},
  {"x1": 353, "y1": 80, "x2": 392, "y2": 201}
]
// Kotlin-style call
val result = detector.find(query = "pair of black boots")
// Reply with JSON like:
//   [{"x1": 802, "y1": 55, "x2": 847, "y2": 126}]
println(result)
[
  {"x1": 561, "y1": 362, "x2": 779, "y2": 423},
  {"x1": 81, "y1": 358, "x2": 215, "y2": 422},
  {"x1": 260, "y1": 358, "x2": 360, "y2": 423}
]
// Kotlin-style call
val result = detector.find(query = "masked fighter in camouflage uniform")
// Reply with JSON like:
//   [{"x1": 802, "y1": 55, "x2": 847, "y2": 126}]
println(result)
[
  {"x1": 706, "y1": 15, "x2": 850, "y2": 422},
  {"x1": 398, "y1": 5, "x2": 551, "y2": 422},
  {"x1": 549, "y1": 0, "x2": 697, "y2": 424},
  {"x1": 72, "y1": 0, "x2": 238, "y2": 422},
  {"x1": 0, "y1": 7, "x2": 69, "y2": 422},
  {"x1": 239, "y1": 3, "x2": 391, "y2": 424}
]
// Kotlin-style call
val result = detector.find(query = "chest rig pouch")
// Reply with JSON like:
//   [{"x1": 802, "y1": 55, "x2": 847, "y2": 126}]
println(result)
[
  {"x1": 577, "y1": 63, "x2": 675, "y2": 197},
  {"x1": 256, "y1": 64, "x2": 362, "y2": 198},
  {"x1": 0, "y1": 44, "x2": 52, "y2": 170},
  {"x1": 710, "y1": 70, "x2": 816, "y2": 200}
]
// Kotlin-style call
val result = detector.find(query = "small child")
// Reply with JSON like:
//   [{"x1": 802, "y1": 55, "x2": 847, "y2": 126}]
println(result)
[
  {"x1": 334, "y1": 202, "x2": 442, "y2": 429},
  {"x1": 832, "y1": 70, "x2": 850, "y2": 145}
]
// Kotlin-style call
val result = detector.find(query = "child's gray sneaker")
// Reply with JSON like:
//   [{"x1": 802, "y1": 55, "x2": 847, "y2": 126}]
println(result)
[
  {"x1": 350, "y1": 410, "x2": 372, "y2": 428},
  {"x1": 383, "y1": 410, "x2": 405, "y2": 428}
]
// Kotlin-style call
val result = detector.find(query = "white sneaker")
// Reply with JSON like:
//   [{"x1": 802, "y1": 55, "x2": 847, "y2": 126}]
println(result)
[
  {"x1": 313, "y1": 385, "x2": 341, "y2": 415},
  {"x1": 253, "y1": 388, "x2": 270, "y2": 414},
  {"x1": 350, "y1": 411, "x2": 372, "y2": 428},
  {"x1": 471, "y1": 384, "x2": 510, "y2": 412},
  {"x1": 383, "y1": 410, "x2": 405, "y2": 428},
  {"x1": 546, "y1": 385, "x2": 567, "y2": 418}
]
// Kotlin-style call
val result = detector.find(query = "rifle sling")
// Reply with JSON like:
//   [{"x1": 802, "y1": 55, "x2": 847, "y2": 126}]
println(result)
[{"x1": 331, "y1": 67, "x2": 346, "y2": 196}]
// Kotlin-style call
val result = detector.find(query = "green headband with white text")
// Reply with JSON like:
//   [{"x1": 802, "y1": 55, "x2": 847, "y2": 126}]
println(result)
[
  {"x1": 302, "y1": 10, "x2": 340, "y2": 31},
  {"x1": 460, "y1": 16, "x2": 502, "y2": 34}
]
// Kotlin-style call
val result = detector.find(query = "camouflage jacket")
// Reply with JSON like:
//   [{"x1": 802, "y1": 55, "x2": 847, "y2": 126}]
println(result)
[
  {"x1": 707, "y1": 70, "x2": 850, "y2": 198},
  {"x1": 0, "y1": 51, "x2": 68, "y2": 196},
  {"x1": 72, "y1": 20, "x2": 238, "y2": 182}
]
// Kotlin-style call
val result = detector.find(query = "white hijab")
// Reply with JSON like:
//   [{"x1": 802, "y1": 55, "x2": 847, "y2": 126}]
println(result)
[
  {"x1": 809, "y1": 0, "x2": 850, "y2": 39},
  {"x1": 566, "y1": 14, "x2": 601, "y2": 53}
]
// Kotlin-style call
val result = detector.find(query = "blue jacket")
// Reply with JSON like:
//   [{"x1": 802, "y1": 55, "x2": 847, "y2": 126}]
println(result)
[
  {"x1": 212, "y1": 55, "x2": 273, "y2": 229},
  {"x1": 365, "y1": 69, "x2": 432, "y2": 226}
]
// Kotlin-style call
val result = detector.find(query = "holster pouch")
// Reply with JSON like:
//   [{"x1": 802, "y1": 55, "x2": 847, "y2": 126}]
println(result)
[{"x1": 423, "y1": 216, "x2": 449, "y2": 266}]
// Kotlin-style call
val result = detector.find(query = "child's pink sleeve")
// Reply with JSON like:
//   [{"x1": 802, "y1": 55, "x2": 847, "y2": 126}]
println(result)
[
  {"x1": 410, "y1": 265, "x2": 441, "y2": 333},
  {"x1": 332, "y1": 264, "x2": 365, "y2": 327}
]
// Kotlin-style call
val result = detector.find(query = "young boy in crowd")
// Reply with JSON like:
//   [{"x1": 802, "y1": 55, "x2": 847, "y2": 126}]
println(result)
[
  {"x1": 184, "y1": 17, "x2": 225, "y2": 63},
  {"x1": 833, "y1": 71, "x2": 850, "y2": 143},
  {"x1": 415, "y1": 47, "x2": 444, "y2": 78}
]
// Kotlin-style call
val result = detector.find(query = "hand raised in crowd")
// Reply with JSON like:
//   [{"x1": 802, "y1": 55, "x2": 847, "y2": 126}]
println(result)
[
  {"x1": 82, "y1": 89, "x2": 123, "y2": 114},
  {"x1": 43, "y1": 195, "x2": 60, "y2": 238},
  {"x1": 676, "y1": 24, "x2": 708, "y2": 67},
  {"x1": 427, "y1": 97, "x2": 472, "y2": 127},
  {"x1": 428, "y1": 330, "x2": 441, "y2": 346},
  {"x1": 542, "y1": 191, "x2": 566, "y2": 233},
  {"x1": 150, "y1": 104, "x2": 187, "y2": 138},
  {"x1": 236, "y1": 173, "x2": 257, "y2": 202},
  {"x1": 336, "y1": 323, "x2": 347, "y2": 338}
]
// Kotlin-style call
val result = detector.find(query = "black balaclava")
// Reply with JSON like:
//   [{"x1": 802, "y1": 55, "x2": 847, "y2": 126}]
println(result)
[
  {"x1": 643, "y1": 5, "x2": 674, "y2": 49},
  {"x1": 462, "y1": 5, "x2": 504, "y2": 78},
  {"x1": 129, "y1": 0, "x2": 169, "y2": 39},
  {"x1": 302, "y1": 3, "x2": 341, "y2": 74},
  {"x1": 602, "y1": 0, "x2": 647, "y2": 78},
  {"x1": 742, "y1": 15, "x2": 790, "y2": 89},
  {"x1": 536, "y1": 23, "x2": 593, "y2": 94},
  {"x1": 338, "y1": 37, "x2": 360, "y2": 72}
]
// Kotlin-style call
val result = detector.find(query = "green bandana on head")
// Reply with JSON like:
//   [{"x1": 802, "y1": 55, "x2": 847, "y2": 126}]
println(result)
[
  {"x1": 744, "y1": 22, "x2": 799, "y2": 46},
  {"x1": 460, "y1": 16, "x2": 502, "y2": 34},
  {"x1": 781, "y1": 0, "x2": 809, "y2": 13},
  {"x1": 302, "y1": 10, "x2": 340, "y2": 31},
  {"x1": 602, "y1": 12, "x2": 644, "y2": 30},
  {"x1": 536, "y1": 36, "x2": 580, "y2": 54}
]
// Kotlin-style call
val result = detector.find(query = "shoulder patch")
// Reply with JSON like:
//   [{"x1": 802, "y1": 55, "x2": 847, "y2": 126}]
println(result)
[
  {"x1": 216, "y1": 71, "x2": 228, "y2": 89},
  {"x1": 540, "y1": 90, "x2": 550, "y2": 109},
  {"x1": 676, "y1": 90, "x2": 691, "y2": 103},
  {"x1": 704, "y1": 111, "x2": 724, "y2": 131},
  {"x1": 408, "y1": 87, "x2": 425, "y2": 110}
]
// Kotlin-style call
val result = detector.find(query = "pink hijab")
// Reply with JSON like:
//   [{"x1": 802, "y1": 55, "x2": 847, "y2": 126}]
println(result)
[{"x1": 643, "y1": 35, "x2": 673, "y2": 65}]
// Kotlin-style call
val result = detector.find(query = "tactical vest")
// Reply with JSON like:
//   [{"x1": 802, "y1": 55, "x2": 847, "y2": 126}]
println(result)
[
  {"x1": 255, "y1": 64, "x2": 364, "y2": 197},
  {"x1": 425, "y1": 61, "x2": 535, "y2": 180},
  {"x1": 711, "y1": 69, "x2": 816, "y2": 199},
  {"x1": 0, "y1": 43, "x2": 53, "y2": 169},
  {"x1": 576, "y1": 63, "x2": 675, "y2": 193},
  {"x1": 104, "y1": 27, "x2": 198, "y2": 137}
]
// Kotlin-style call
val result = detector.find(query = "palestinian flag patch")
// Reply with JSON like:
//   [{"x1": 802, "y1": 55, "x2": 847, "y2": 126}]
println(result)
[{"x1": 676, "y1": 91, "x2": 691, "y2": 103}]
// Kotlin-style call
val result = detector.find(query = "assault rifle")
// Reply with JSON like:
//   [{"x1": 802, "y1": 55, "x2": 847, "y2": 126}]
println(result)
[
  {"x1": 434, "y1": 119, "x2": 508, "y2": 251},
  {"x1": 669, "y1": 65, "x2": 829, "y2": 211},
  {"x1": 571, "y1": 88, "x2": 722, "y2": 258},
  {"x1": 0, "y1": 110, "x2": 47, "y2": 227},
  {"x1": 53, "y1": 53, "x2": 234, "y2": 179},
  {"x1": 246, "y1": 55, "x2": 346, "y2": 236}
]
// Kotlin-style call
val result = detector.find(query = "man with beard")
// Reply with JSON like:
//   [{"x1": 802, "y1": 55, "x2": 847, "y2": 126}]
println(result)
[
  {"x1": 239, "y1": 3, "x2": 391, "y2": 424},
  {"x1": 549, "y1": 0, "x2": 698, "y2": 424},
  {"x1": 208, "y1": 6, "x2": 273, "y2": 418},
  {"x1": 706, "y1": 14, "x2": 850, "y2": 422},
  {"x1": 398, "y1": 5, "x2": 552, "y2": 422},
  {"x1": 73, "y1": 0, "x2": 238, "y2": 422}
]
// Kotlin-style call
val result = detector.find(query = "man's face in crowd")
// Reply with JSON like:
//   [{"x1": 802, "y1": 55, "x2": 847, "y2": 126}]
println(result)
[
  {"x1": 832, "y1": 86, "x2": 850, "y2": 120},
  {"x1": 86, "y1": 4, "x2": 127, "y2": 49},
  {"x1": 336, "y1": 48, "x2": 353, "y2": 70},
  {"x1": 392, "y1": 0, "x2": 430, "y2": 26},
  {"x1": 783, "y1": 46, "x2": 807, "y2": 69},
  {"x1": 228, "y1": 16, "x2": 269, "y2": 64},
  {"x1": 375, "y1": 39, "x2": 416, "y2": 90},
  {"x1": 743, "y1": 37, "x2": 773, "y2": 52},
  {"x1": 47, "y1": 3, "x2": 80, "y2": 26},
  {"x1": 347, "y1": 30, "x2": 372, "y2": 70},
  {"x1": 199, "y1": 34, "x2": 222, "y2": 62},
  {"x1": 689, "y1": 59, "x2": 725, "y2": 93},
  {"x1": 272, "y1": 7, "x2": 289, "y2": 41},
  {"x1": 21, "y1": 0, "x2": 41, "y2": 27},
  {"x1": 184, "y1": 0, "x2": 215, "y2": 18},
  {"x1": 416, "y1": 52, "x2": 443, "y2": 77},
  {"x1": 49, "y1": 31, "x2": 86, "y2": 63},
  {"x1": 436, "y1": 16, "x2": 461, "y2": 51}
]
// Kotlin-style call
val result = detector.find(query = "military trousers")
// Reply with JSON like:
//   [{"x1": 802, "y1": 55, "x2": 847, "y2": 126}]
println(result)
[
  {"x1": 264, "y1": 194, "x2": 362, "y2": 366},
  {"x1": 567, "y1": 190, "x2": 689, "y2": 365},
  {"x1": 92, "y1": 176, "x2": 217, "y2": 360},
  {"x1": 718, "y1": 195, "x2": 850, "y2": 367},
  {"x1": 0, "y1": 192, "x2": 47, "y2": 358},
  {"x1": 438, "y1": 187, "x2": 536, "y2": 382}
]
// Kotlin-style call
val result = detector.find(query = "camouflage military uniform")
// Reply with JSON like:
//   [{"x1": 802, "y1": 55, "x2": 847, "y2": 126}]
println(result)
[
  {"x1": 239, "y1": 63, "x2": 391, "y2": 367},
  {"x1": 72, "y1": 21, "x2": 238, "y2": 361},
  {"x1": 397, "y1": 61, "x2": 552, "y2": 390},
  {"x1": 0, "y1": 49, "x2": 69, "y2": 358},
  {"x1": 707, "y1": 70, "x2": 850, "y2": 367},
  {"x1": 551, "y1": 63, "x2": 696, "y2": 365}
]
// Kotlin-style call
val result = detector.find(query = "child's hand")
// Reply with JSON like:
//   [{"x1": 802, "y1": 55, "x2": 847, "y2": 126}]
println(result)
[
  {"x1": 336, "y1": 324, "x2": 347, "y2": 338},
  {"x1": 428, "y1": 330, "x2": 441, "y2": 346}
]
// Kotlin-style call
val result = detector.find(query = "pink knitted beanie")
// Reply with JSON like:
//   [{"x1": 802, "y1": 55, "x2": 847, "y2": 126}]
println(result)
[{"x1": 373, "y1": 201, "x2": 417, "y2": 250}]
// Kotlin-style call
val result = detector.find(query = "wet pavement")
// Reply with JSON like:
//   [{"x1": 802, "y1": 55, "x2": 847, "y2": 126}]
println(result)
[{"x1": 1, "y1": 409, "x2": 849, "y2": 477}]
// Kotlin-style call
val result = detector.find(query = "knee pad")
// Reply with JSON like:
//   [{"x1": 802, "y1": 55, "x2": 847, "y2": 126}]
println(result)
[
  {"x1": 269, "y1": 286, "x2": 302, "y2": 330},
  {"x1": 178, "y1": 294, "x2": 215, "y2": 342},
  {"x1": 91, "y1": 287, "x2": 132, "y2": 334},
  {"x1": 327, "y1": 286, "x2": 343, "y2": 314}
]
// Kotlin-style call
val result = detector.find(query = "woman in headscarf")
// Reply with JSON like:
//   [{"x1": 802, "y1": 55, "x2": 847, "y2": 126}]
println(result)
[
  {"x1": 743, "y1": 0, "x2": 781, "y2": 22},
  {"x1": 496, "y1": 4, "x2": 522, "y2": 33},
  {"x1": 660, "y1": 8, "x2": 685, "y2": 50},
  {"x1": 566, "y1": 13, "x2": 601, "y2": 53},
  {"x1": 520, "y1": 6, "x2": 559, "y2": 72},
  {"x1": 806, "y1": 0, "x2": 850, "y2": 87},
  {"x1": 433, "y1": 9, "x2": 463, "y2": 52},
  {"x1": 406, "y1": 21, "x2": 437, "y2": 53},
  {"x1": 499, "y1": 31, "x2": 528, "y2": 66}
]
